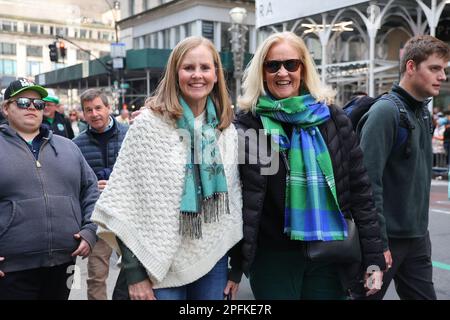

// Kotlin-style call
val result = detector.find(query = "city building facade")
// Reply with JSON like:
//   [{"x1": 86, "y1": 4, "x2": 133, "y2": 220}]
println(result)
[
  {"x1": 34, "y1": 0, "x2": 256, "y2": 110},
  {"x1": 255, "y1": 0, "x2": 450, "y2": 107},
  {"x1": 0, "y1": 0, "x2": 117, "y2": 104}
]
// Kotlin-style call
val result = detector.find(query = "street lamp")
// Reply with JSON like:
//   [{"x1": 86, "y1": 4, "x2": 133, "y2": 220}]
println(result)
[
  {"x1": 103, "y1": 0, "x2": 123, "y2": 113},
  {"x1": 229, "y1": 7, "x2": 248, "y2": 104},
  {"x1": 104, "y1": 0, "x2": 120, "y2": 43}
]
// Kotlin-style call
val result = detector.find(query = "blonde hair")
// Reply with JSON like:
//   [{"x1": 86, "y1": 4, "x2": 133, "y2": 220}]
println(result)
[
  {"x1": 238, "y1": 31, "x2": 335, "y2": 111},
  {"x1": 146, "y1": 36, "x2": 233, "y2": 130}
]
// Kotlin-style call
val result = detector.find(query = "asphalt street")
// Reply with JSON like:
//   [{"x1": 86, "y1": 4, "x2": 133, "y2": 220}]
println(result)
[{"x1": 69, "y1": 180, "x2": 450, "y2": 300}]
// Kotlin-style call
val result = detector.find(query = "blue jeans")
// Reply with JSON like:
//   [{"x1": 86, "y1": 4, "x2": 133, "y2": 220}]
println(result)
[{"x1": 154, "y1": 255, "x2": 228, "y2": 300}]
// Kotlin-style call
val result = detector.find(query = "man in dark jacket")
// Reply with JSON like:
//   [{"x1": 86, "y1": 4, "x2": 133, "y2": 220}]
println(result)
[
  {"x1": 0, "y1": 78, "x2": 99, "y2": 300},
  {"x1": 73, "y1": 88, "x2": 128, "y2": 300},
  {"x1": 42, "y1": 95, "x2": 74, "y2": 139},
  {"x1": 357, "y1": 35, "x2": 450, "y2": 300}
]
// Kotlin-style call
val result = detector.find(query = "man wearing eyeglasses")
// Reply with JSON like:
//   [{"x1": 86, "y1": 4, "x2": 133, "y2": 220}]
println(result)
[
  {"x1": 42, "y1": 94, "x2": 74, "y2": 139},
  {"x1": 0, "y1": 78, "x2": 99, "y2": 300}
]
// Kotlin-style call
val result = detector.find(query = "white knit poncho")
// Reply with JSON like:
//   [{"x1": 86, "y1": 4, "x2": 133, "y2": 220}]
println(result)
[{"x1": 91, "y1": 109, "x2": 243, "y2": 289}]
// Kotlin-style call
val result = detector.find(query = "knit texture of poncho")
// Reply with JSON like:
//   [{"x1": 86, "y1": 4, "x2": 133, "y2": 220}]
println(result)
[{"x1": 91, "y1": 109, "x2": 243, "y2": 288}]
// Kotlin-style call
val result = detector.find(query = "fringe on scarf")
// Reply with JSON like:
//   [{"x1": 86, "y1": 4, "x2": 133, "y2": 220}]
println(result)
[{"x1": 179, "y1": 192, "x2": 230, "y2": 239}]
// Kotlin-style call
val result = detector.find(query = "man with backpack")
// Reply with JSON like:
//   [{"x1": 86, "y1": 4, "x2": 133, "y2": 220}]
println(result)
[{"x1": 356, "y1": 35, "x2": 450, "y2": 300}]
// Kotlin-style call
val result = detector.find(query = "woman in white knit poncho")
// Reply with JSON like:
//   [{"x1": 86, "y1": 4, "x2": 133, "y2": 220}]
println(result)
[{"x1": 91, "y1": 36, "x2": 243, "y2": 300}]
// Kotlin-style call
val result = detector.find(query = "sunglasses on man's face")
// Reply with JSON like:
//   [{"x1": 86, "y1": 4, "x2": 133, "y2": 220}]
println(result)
[
  {"x1": 12, "y1": 97, "x2": 46, "y2": 110},
  {"x1": 263, "y1": 59, "x2": 302, "y2": 73}
]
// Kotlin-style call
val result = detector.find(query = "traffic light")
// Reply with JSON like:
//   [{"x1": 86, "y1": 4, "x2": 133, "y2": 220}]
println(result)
[
  {"x1": 48, "y1": 42, "x2": 58, "y2": 62},
  {"x1": 59, "y1": 41, "x2": 66, "y2": 59}
]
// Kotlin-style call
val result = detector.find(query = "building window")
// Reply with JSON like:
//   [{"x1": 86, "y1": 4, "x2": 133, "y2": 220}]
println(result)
[
  {"x1": 79, "y1": 29, "x2": 92, "y2": 39},
  {"x1": 185, "y1": 22, "x2": 196, "y2": 37},
  {"x1": 0, "y1": 59, "x2": 16, "y2": 75},
  {"x1": 129, "y1": 0, "x2": 135, "y2": 16},
  {"x1": 100, "y1": 31, "x2": 111, "y2": 41},
  {"x1": 150, "y1": 33, "x2": 157, "y2": 48},
  {"x1": 26, "y1": 45, "x2": 43, "y2": 57},
  {"x1": 0, "y1": 20, "x2": 18, "y2": 32},
  {"x1": 0, "y1": 42, "x2": 16, "y2": 55},
  {"x1": 55, "y1": 27, "x2": 68, "y2": 37},
  {"x1": 163, "y1": 29, "x2": 170, "y2": 49},
  {"x1": 221, "y1": 23, "x2": 231, "y2": 52},
  {"x1": 202, "y1": 21, "x2": 214, "y2": 42},
  {"x1": 27, "y1": 24, "x2": 43, "y2": 34},
  {"x1": 184, "y1": 22, "x2": 195, "y2": 37},
  {"x1": 133, "y1": 37, "x2": 140, "y2": 49},
  {"x1": 26, "y1": 61, "x2": 42, "y2": 76},
  {"x1": 77, "y1": 49, "x2": 91, "y2": 61}
]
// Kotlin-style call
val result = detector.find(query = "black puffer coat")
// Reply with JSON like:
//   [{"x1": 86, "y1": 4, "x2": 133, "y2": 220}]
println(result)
[{"x1": 229, "y1": 105, "x2": 386, "y2": 289}]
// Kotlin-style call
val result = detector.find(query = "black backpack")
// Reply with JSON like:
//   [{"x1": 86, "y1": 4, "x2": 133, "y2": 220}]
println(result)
[{"x1": 343, "y1": 93, "x2": 414, "y2": 158}]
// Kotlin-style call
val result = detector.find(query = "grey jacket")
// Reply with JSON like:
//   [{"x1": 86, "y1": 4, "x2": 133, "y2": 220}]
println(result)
[{"x1": 0, "y1": 124, "x2": 99, "y2": 273}]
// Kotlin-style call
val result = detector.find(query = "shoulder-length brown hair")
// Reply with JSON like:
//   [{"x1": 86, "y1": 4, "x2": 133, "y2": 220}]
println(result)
[{"x1": 146, "y1": 36, "x2": 233, "y2": 130}]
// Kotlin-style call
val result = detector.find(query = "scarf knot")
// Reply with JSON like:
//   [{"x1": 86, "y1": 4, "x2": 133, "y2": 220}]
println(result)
[
  {"x1": 176, "y1": 96, "x2": 229, "y2": 239},
  {"x1": 256, "y1": 94, "x2": 347, "y2": 241}
]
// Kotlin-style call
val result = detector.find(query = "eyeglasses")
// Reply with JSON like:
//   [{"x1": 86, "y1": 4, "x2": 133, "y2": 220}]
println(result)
[
  {"x1": 11, "y1": 97, "x2": 46, "y2": 110},
  {"x1": 69, "y1": 113, "x2": 77, "y2": 116},
  {"x1": 263, "y1": 59, "x2": 302, "y2": 73}
]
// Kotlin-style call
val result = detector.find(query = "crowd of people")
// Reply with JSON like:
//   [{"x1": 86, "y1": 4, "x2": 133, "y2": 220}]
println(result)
[{"x1": 0, "y1": 32, "x2": 449, "y2": 301}]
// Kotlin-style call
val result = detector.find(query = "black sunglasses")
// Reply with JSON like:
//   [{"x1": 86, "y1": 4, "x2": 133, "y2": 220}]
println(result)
[
  {"x1": 263, "y1": 59, "x2": 302, "y2": 73},
  {"x1": 11, "y1": 97, "x2": 46, "y2": 110}
]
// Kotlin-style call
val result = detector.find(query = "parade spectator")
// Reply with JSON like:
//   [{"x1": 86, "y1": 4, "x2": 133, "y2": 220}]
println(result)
[
  {"x1": 115, "y1": 109, "x2": 130, "y2": 125},
  {"x1": 68, "y1": 108, "x2": 87, "y2": 137},
  {"x1": 42, "y1": 94, "x2": 74, "y2": 139},
  {"x1": 0, "y1": 78, "x2": 99, "y2": 299},
  {"x1": 231, "y1": 31, "x2": 385, "y2": 299},
  {"x1": 443, "y1": 111, "x2": 450, "y2": 164},
  {"x1": 73, "y1": 89, "x2": 128, "y2": 300},
  {"x1": 357, "y1": 35, "x2": 450, "y2": 300},
  {"x1": 91, "y1": 36, "x2": 242, "y2": 300},
  {"x1": 432, "y1": 112, "x2": 447, "y2": 169}
]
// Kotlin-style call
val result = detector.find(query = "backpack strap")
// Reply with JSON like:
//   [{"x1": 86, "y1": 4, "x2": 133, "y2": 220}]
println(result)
[
  {"x1": 421, "y1": 106, "x2": 434, "y2": 135},
  {"x1": 379, "y1": 93, "x2": 414, "y2": 158}
]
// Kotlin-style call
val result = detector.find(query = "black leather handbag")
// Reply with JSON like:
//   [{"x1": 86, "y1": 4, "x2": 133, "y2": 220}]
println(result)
[{"x1": 305, "y1": 218, "x2": 362, "y2": 264}]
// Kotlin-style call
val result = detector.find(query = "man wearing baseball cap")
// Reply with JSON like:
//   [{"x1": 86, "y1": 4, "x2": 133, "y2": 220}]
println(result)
[
  {"x1": 42, "y1": 94, "x2": 74, "y2": 139},
  {"x1": 0, "y1": 78, "x2": 99, "y2": 299}
]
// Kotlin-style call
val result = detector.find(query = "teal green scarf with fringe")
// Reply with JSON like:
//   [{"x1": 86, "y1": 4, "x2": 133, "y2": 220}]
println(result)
[{"x1": 176, "y1": 96, "x2": 229, "y2": 239}]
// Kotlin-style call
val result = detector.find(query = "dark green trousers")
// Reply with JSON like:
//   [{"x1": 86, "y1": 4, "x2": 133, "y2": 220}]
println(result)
[{"x1": 249, "y1": 247, "x2": 347, "y2": 300}]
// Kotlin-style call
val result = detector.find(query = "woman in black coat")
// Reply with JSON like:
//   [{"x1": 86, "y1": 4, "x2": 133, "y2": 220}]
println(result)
[{"x1": 229, "y1": 32, "x2": 386, "y2": 300}]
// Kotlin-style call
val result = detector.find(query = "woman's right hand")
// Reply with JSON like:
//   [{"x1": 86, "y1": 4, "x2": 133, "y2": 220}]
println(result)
[
  {"x1": 128, "y1": 278, "x2": 156, "y2": 300},
  {"x1": 0, "y1": 256, "x2": 4, "y2": 277}
]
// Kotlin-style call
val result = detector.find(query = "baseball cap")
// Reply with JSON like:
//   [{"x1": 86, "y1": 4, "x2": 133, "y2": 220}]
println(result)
[
  {"x1": 43, "y1": 95, "x2": 60, "y2": 104},
  {"x1": 4, "y1": 78, "x2": 48, "y2": 100}
]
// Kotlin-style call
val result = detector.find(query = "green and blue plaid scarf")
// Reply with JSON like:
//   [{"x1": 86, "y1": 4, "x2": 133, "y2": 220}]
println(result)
[
  {"x1": 176, "y1": 96, "x2": 229, "y2": 239},
  {"x1": 256, "y1": 94, "x2": 347, "y2": 241}
]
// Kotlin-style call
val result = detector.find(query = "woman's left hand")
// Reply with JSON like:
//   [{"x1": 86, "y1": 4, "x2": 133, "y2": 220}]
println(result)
[
  {"x1": 364, "y1": 270, "x2": 383, "y2": 296},
  {"x1": 224, "y1": 280, "x2": 239, "y2": 300}
]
